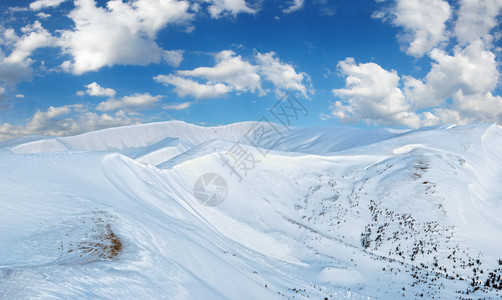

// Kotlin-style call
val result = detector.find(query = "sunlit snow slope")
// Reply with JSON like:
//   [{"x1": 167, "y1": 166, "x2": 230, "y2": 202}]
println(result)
[{"x1": 1, "y1": 121, "x2": 502, "y2": 299}]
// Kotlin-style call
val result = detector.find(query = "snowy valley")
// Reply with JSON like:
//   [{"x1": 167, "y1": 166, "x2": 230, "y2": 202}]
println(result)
[{"x1": 1, "y1": 121, "x2": 502, "y2": 299}]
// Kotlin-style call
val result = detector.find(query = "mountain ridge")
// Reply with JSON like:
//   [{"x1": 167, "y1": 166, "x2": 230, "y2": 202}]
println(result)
[{"x1": 1, "y1": 121, "x2": 501, "y2": 299}]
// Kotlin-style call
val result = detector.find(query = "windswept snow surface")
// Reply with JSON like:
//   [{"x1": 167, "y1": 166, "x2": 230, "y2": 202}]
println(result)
[{"x1": 1, "y1": 121, "x2": 502, "y2": 299}]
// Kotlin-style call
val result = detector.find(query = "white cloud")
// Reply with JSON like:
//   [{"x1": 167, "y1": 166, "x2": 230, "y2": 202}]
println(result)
[
  {"x1": 5, "y1": 104, "x2": 83, "y2": 137},
  {"x1": 332, "y1": 43, "x2": 502, "y2": 127},
  {"x1": 0, "y1": 61, "x2": 32, "y2": 86},
  {"x1": 156, "y1": 50, "x2": 312, "y2": 99},
  {"x1": 154, "y1": 74, "x2": 231, "y2": 99},
  {"x1": 256, "y1": 51, "x2": 309, "y2": 96},
  {"x1": 319, "y1": 112, "x2": 331, "y2": 121},
  {"x1": 28, "y1": 105, "x2": 75, "y2": 132},
  {"x1": 97, "y1": 93, "x2": 161, "y2": 111},
  {"x1": 8, "y1": 7, "x2": 29, "y2": 13},
  {"x1": 0, "y1": 104, "x2": 139, "y2": 141},
  {"x1": 375, "y1": 0, "x2": 451, "y2": 57},
  {"x1": 427, "y1": 108, "x2": 466, "y2": 125},
  {"x1": 404, "y1": 41, "x2": 499, "y2": 109},
  {"x1": 332, "y1": 58, "x2": 420, "y2": 128},
  {"x1": 59, "y1": 0, "x2": 192, "y2": 74},
  {"x1": 451, "y1": 92, "x2": 502, "y2": 123},
  {"x1": 0, "y1": 87, "x2": 8, "y2": 110},
  {"x1": 455, "y1": 0, "x2": 502, "y2": 45},
  {"x1": 283, "y1": 0, "x2": 304, "y2": 14},
  {"x1": 205, "y1": 0, "x2": 257, "y2": 18},
  {"x1": 163, "y1": 50, "x2": 184, "y2": 67},
  {"x1": 78, "y1": 82, "x2": 117, "y2": 97},
  {"x1": 0, "y1": 123, "x2": 19, "y2": 141},
  {"x1": 331, "y1": 0, "x2": 502, "y2": 128},
  {"x1": 36, "y1": 12, "x2": 51, "y2": 19},
  {"x1": 15, "y1": 94, "x2": 24, "y2": 98},
  {"x1": 30, "y1": 0, "x2": 67, "y2": 11},
  {"x1": 0, "y1": 21, "x2": 54, "y2": 84},
  {"x1": 4, "y1": 21, "x2": 54, "y2": 64},
  {"x1": 163, "y1": 101, "x2": 191, "y2": 110},
  {"x1": 315, "y1": 0, "x2": 336, "y2": 17},
  {"x1": 177, "y1": 50, "x2": 263, "y2": 94}
]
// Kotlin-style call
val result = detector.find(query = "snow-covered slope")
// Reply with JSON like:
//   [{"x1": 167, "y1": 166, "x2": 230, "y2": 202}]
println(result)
[{"x1": 1, "y1": 121, "x2": 502, "y2": 299}]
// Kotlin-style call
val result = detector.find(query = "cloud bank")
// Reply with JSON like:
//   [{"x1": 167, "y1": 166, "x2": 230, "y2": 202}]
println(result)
[
  {"x1": 0, "y1": 104, "x2": 139, "y2": 141},
  {"x1": 155, "y1": 50, "x2": 311, "y2": 99},
  {"x1": 332, "y1": 0, "x2": 502, "y2": 128},
  {"x1": 58, "y1": 0, "x2": 193, "y2": 74}
]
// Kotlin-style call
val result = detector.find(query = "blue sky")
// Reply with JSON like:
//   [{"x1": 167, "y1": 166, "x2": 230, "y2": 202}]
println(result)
[{"x1": 0, "y1": 0, "x2": 501, "y2": 141}]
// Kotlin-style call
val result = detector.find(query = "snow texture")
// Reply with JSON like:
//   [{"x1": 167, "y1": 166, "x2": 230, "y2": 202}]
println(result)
[{"x1": 1, "y1": 121, "x2": 502, "y2": 299}]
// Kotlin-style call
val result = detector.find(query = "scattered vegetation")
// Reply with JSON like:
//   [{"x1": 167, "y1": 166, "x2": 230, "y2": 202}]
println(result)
[
  {"x1": 60, "y1": 211, "x2": 123, "y2": 263},
  {"x1": 290, "y1": 153, "x2": 501, "y2": 299}
]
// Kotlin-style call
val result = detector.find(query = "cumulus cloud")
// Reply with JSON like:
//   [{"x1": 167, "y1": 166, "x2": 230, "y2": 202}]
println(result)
[
  {"x1": 58, "y1": 0, "x2": 192, "y2": 74},
  {"x1": 0, "y1": 21, "x2": 54, "y2": 84},
  {"x1": 177, "y1": 50, "x2": 263, "y2": 94},
  {"x1": 5, "y1": 0, "x2": 263, "y2": 82},
  {"x1": 452, "y1": 92, "x2": 502, "y2": 123},
  {"x1": 97, "y1": 93, "x2": 161, "y2": 111},
  {"x1": 332, "y1": 58, "x2": 421, "y2": 128},
  {"x1": 332, "y1": 42, "x2": 502, "y2": 127},
  {"x1": 26, "y1": 104, "x2": 77, "y2": 133},
  {"x1": 77, "y1": 82, "x2": 116, "y2": 97},
  {"x1": 331, "y1": 0, "x2": 502, "y2": 128},
  {"x1": 283, "y1": 0, "x2": 304, "y2": 14},
  {"x1": 374, "y1": 0, "x2": 451, "y2": 57},
  {"x1": 30, "y1": 0, "x2": 68, "y2": 11},
  {"x1": 256, "y1": 51, "x2": 309, "y2": 96},
  {"x1": 3, "y1": 21, "x2": 54, "y2": 65},
  {"x1": 404, "y1": 41, "x2": 499, "y2": 109},
  {"x1": 0, "y1": 124, "x2": 20, "y2": 141},
  {"x1": 0, "y1": 104, "x2": 139, "y2": 141},
  {"x1": 455, "y1": 0, "x2": 502, "y2": 45},
  {"x1": 36, "y1": 12, "x2": 51, "y2": 19},
  {"x1": 205, "y1": 0, "x2": 257, "y2": 18},
  {"x1": 163, "y1": 101, "x2": 191, "y2": 110},
  {"x1": 154, "y1": 74, "x2": 231, "y2": 99},
  {"x1": 156, "y1": 50, "x2": 311, "y2": 99},
  {"x1": 163, "y1": 50, "x2": 184, "y2": 67}
]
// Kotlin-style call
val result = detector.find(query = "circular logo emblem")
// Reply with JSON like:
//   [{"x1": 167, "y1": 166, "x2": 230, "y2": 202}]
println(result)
[{"x1": 193, "y1": 173, "x2": 228, "y2": 207}]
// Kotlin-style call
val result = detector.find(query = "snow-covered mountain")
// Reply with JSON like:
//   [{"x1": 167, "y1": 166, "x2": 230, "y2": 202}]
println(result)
[{"x1": 1, "y1": 121, "x2": 502, "y2": 299}]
